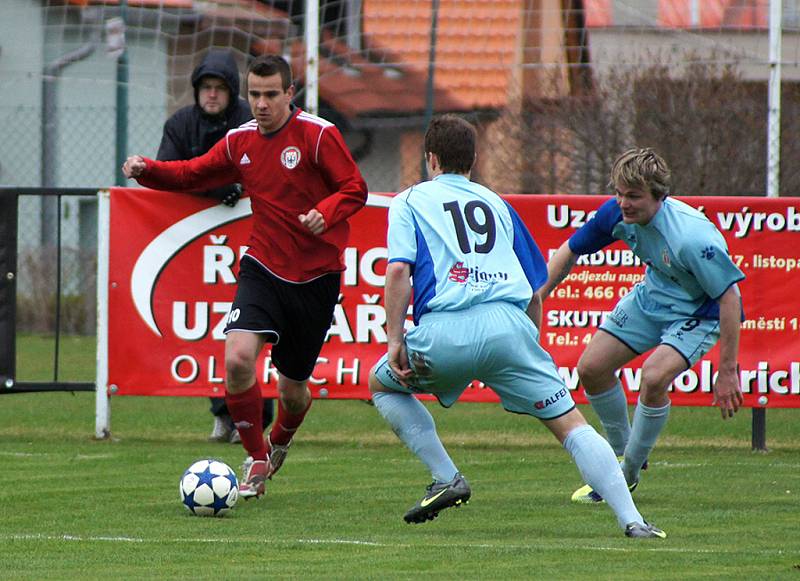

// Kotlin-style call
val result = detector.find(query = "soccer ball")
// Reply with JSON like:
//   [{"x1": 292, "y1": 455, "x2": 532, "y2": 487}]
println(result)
[{"x1": 179, "y1": 459, "x2": 239, "y2": 517}]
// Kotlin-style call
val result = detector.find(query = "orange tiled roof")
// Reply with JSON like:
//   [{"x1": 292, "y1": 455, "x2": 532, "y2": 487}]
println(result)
[
  {"x1": 362, "y1": 0, "x2": 522, "y2": 110},
  {"x1": 69, "y1": 0, "x2": 565, "y2": 118},
  {"x1": 286, "y1": 34, "x2": 464, "y2": 119}
]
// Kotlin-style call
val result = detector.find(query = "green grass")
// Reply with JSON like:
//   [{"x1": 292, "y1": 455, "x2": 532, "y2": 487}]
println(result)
[
  {"x1": 15, "y1": 334, "x2": 96, "y2": 382},
  {"x1": 4, "y1": 336, "x2": 799, "y2": 579},
  {"x1": 0, "y1": 394, "x2": 798, "y2": 580}
]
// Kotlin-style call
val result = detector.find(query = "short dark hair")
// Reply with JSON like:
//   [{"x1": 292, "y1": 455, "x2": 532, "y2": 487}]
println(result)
[
  {"x1": 246, "y1": 55, "x2": 293, "y2": 91},
  {"x1": 424, "y1": 114, "x2": 476, "y2": 174}
]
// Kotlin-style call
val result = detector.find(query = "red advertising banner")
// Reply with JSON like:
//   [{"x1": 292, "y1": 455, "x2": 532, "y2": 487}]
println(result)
[{"x1": 108, "y1": 188, "x2": 800, "y2": 408}]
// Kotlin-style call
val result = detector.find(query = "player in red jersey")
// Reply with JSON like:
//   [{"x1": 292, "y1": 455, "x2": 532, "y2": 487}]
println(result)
[{"x1": 123, "y1": 55, "x2": 368, "y2": 499}]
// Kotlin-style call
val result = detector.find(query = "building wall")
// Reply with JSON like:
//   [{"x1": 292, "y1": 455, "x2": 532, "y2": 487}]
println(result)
[
  {"x1": 589, "y1": 28, "x2": 800, "y2": 81},
  {"x1": 1, "y1": 1, "x2": 169, "y2": 303},
  {"x1": 0, "y1": 0, "x2": 44, "y2": 188},
  {"x1": 351, "y1": 128, "x2": 403, "y2": 193}
]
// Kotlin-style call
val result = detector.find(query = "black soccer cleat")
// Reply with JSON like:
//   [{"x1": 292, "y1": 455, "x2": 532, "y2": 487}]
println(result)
[
  {"x1": 624, "y1": 521, "x2": 667, "y2": 539},
  {"x1": 403, "y1": 473, "x2": 471, "y2": 524}
]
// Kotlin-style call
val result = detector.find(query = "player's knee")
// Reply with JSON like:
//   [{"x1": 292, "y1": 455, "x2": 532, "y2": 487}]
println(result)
[
  {"x1": 368, "y1": 369, "x2": 382, "y2": 394},
  {"x1": 638, "y1": 377, "x2": 671, "y2": 407},
  {"x1": 639, "y1": 364, "x2": 674, "y2": 405},
  {"x1": 576, "y1": 355, "x2": 608, "y2": 389},
  {"x1": 225, "y1": 349, "x2": 256, "y2": 384}
]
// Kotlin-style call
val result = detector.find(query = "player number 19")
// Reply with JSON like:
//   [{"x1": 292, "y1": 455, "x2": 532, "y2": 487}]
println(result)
[{"x1": 443, "y1": 200, "x2": 497, "y2": 254}]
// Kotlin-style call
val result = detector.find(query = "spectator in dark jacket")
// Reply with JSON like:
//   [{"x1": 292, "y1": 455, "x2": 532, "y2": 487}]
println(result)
[
  {"x1": 157, "y1": 48, "x2": 273, "y2": 442},
  {"x1": 156, "y1": 48, "x2": 253, "y2": 206}
]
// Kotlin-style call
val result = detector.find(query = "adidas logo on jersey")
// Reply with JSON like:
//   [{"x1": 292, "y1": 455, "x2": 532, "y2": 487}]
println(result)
[{"x1": 240, "y1": 153, "x2": 251, "y2": 165}]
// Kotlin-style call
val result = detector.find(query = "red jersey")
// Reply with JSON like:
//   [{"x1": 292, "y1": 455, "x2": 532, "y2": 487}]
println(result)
[{"x1": 138, "y1": 108, "x2": 368, "y2": 282}]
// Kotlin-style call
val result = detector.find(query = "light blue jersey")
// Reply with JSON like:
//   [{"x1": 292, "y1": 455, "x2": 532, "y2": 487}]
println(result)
[
  {"x1": 375, "y1": 173, "x2": 572, "y2": 417},
  {"x1": 569, "y1": 197, "x2": 744, "y2": 319},
  {"x1": 388, "y1": 174, "x2": 547, "y2": 324}
]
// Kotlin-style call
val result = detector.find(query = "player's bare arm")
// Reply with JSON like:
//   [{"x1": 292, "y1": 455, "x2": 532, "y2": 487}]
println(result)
[
  {"x1": 526, "y1": 292, "x2": 543, "y2": 330},
  {"x1": 384, "y1": 261, "x2": 413, "y2": 385},
  {"x1": 122, "y1": 155, "x2": 147, "y2": 179},
  {"x1": 539, "y1": 240, "x2": 578, "y2": 300},
  {"x1": 298, "y1": 208, "x2": 326, "y2": 235},
  {"x1": 712, "y1": 284, "x2": 744, "y2": 419}
]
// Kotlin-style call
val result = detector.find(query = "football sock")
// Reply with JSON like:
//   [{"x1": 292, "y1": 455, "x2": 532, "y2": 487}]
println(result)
[
  {"x1": 225, "y1": 382, "x2": 267, "y2": 461},
  {"x1": 622, "y1": 398, "x2": 671, "y2": 485},
  {"x1": 269, "y1": 397, "x2": 312, "y2": 447},
  {"x1": 586, "y1": 381, "x2": 631, "y2": 456},
  {"x1": 372, "y1": 391, "x2": 458, "y2": 483},
  {"x1": 563, "y1": 424, "x2": 643, "y2": 529}
]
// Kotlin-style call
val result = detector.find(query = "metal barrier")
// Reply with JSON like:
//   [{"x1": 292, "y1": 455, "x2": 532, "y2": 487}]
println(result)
[
  {"x1": 0, "y1": 187, "x2": 773, "y2": 449},
  {"x1": 0, "y1": 187, "x2": 98, "y2": 394}
]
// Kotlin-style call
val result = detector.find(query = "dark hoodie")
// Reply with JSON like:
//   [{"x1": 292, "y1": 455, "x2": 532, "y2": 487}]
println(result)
[{"x1": 156, "y1": 49, "x2": 253, "y2": 168}]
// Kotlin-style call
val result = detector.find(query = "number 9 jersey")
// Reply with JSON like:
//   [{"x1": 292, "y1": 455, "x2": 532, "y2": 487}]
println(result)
[{"x1": 388, "y1": 174, "x2": 548, "y2": 325}]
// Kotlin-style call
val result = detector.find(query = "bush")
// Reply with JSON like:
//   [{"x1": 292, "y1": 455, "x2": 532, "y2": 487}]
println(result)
[
  {"x1": 15, "y1": 246, "x2": 96, "y2": 335},
  {"x1": 493, "y1": 55, "x2": 800, "y2": 196}
]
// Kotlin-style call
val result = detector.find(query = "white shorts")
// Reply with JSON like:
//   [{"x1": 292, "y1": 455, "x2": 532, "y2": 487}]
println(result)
[
  {"x1": 600, "y1": 285, "x2": 721, "y2": 366},
  {"x1": 371, "y1": 301, "x2": 575, "y2": 419}
]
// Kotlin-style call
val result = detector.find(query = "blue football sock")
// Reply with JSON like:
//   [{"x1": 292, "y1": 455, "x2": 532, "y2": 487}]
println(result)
[
  {"x1": 372, "y1": 391, "x2": 459, "y2": 483},
  {"x1": 622, "y1": 399, "x2": 671, "y2": 485},
  {"x1": 564, "y1": 424, "x2": 643, "y2": 529},
  {"x1": 586, "y1": 381, "x2": 630, "y2": 456}
]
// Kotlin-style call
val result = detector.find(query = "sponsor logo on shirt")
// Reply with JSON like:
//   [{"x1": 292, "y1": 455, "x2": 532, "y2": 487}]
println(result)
[
  {"x1": 701, "y1": 245, "x2": 716, "y2": 260},
  {"x1": 448, "y1": 262, "x2": 470, "y2": 283},
  {"x1": 662, "y1": 248, "x2": 671, "y2": 267},
  {"x1": 607, "y1": 305, "x2": 629, "y2": 328},
  {"x1": 240, "y1": 153, "x2": 251, "y2": 165},
  {"x1": 447, "y1": 261, "x2": 509, "y2": 287},
  {"x1": 281, "y1": 146, "x2": 301, "y2": 169},
  {"x1": 534, "y1": 387, "x2": 568, "y2": 410}
]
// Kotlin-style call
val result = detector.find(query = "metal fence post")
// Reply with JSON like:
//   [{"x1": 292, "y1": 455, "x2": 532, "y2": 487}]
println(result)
[
  {"x1": 95, "y1": 190, "x2": 111, "y2": 439},
  {"x1": 0, "y1": 192, "x2": 17, "y2": 387},
  {"x1": 752, "y1": 408, "x2": 768, "y2": 452}
]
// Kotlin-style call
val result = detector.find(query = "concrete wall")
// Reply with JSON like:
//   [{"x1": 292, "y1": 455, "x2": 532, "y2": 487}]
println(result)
[{"x1": 589, "y1": 28, "x2": 800, "y2": 82}]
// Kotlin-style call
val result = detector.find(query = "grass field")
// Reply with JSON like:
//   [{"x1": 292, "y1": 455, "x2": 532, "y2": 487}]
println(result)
[{"x1": 3, "y1": 337, "x2": 799, "y2": 579}]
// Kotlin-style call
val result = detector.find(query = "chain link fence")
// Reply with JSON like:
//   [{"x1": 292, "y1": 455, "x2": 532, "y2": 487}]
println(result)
[{"x1": 4, "y1": 0, "x2": 800, "y2": 338}]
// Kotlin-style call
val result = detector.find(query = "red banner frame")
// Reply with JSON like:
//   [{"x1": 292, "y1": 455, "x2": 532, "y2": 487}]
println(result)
[{"x1": 108, "y1": 188, "x2": 800, "y2": 408}]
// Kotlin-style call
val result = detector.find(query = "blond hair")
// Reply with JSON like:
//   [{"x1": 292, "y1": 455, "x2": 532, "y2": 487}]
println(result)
[{"x1": 610, "y1": 148, "x2": 671, "y2": 200}]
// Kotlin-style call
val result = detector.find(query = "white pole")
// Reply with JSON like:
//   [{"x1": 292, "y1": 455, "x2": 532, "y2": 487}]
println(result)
[
  {"x1": 767, "y1": 0, "x2": 782, "y2": 198},
  {"x1": 690, "y1": 0, "x2": 700, "y2": 27},
  {"x1": 304, "y1": 0, "x2": 319, "y2": 115},
  {"x1": 95, "y1": 190, "x2": 111, "y2": 439}
]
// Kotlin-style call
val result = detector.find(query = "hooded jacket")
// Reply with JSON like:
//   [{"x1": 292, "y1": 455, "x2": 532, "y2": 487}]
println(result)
[{"x1": 156, "y1": 50, "x2": 253, "y2": 201}]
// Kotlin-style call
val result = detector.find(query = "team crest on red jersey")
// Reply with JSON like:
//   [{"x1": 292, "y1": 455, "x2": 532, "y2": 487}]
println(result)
[{"x1": 281, "y1": 146, "x2": 301, "y2": 169}]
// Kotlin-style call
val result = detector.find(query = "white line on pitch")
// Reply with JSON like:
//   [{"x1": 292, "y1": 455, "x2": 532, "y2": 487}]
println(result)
[{"x1": 3, "y1": 534, "x2": 796, "y2": 556}]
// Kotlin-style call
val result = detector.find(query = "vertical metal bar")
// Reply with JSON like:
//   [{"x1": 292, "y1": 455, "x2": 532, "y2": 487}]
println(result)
[
  {"x1": 751, "y1": 408, "x2": 767, "y2": 451},
  {"x1": 53, "y1": 194, "x2": 62, "y2": 381},
  {"x1": 421, "y1": 0, "x2": 440, "y2": 180},
  {"x1": 690, "y1": 0, "x2": 700, "y2": 27},
  {"x1": 345, "y1": 0, "x2": 362, "y2": 50},
  {"x1": 767, "y1": 0, "x2": 782, "y2": 198},
  {"x1": 115, "y1": 0, "x2": 129, "y2": 186},
  {"x1": 95, "y1": 190, "x2": 111, "y2": 439},
  {"x1": 0, "y1": 193, "x2": 18, "y2": 388},
  {"x1": 304, "y1": 0, "x2": 320, "y2": 116}
]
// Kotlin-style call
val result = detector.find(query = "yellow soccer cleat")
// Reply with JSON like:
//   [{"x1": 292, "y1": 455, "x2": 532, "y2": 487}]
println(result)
[{"x1": 571, "y1": 479, "x2": 639, "y2": 503}]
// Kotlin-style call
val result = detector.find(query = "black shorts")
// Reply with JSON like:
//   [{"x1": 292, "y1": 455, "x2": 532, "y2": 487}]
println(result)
[{"x1": 224, "y1": 256, "x2": 340, "y2": 381}]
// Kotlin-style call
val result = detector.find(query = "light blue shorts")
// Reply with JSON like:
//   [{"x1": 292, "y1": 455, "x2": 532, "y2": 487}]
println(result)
[
  {"x1": 371, "y1": 301, "x2": 575, "y2": 419},
  {"x1": 600, "y1": 285, "x2": 720, "y2": 366}
]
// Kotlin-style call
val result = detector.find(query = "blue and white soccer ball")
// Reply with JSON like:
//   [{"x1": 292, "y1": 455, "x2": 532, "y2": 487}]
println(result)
[{"x1": 179, "y1": 459, "x2": 239, "y2": 517}]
